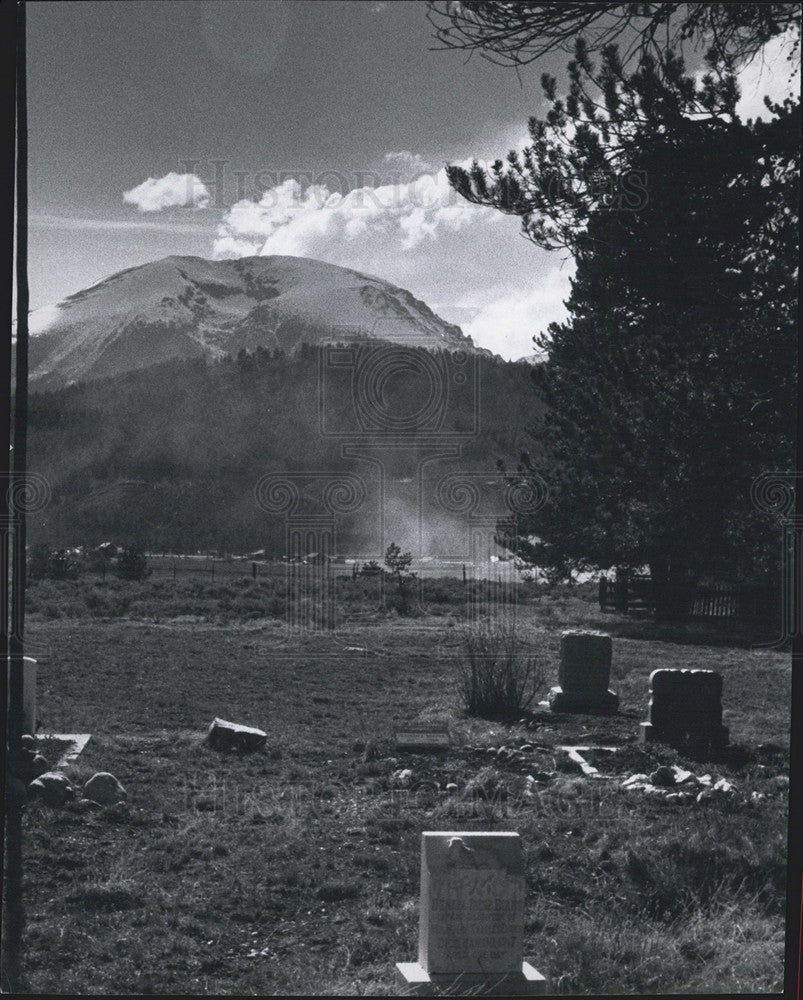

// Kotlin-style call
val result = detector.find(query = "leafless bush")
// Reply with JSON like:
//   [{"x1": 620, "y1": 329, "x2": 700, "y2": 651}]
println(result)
[{"x1": 456, "y1": 619, "x2": 547, "y2": 720}]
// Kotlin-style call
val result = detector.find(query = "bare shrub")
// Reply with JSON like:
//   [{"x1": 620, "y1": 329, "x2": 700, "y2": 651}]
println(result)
[{"x1": 456, "y1": 619, "x2": 547, "y2": 720}]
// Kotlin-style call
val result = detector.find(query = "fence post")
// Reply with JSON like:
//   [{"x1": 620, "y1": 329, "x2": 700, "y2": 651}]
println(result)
[
  {"x1": 614, "y1": 571, "x2": 629, "y2": 613},
  {"x1": 599, "y1": 574, "x2": 608, "y2": 610},
  {"x1": 252, "y1": 561, "x2": 257, "y2": 580}
]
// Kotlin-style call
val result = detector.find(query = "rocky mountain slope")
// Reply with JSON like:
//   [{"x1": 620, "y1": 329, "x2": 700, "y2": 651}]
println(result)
[{"x1": 27, "y1": 255, "x2": 478, "y2": 390}]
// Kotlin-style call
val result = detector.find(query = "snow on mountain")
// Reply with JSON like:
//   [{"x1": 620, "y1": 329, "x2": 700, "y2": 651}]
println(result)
[{"x1": 27, "y1": 255, "x2": 478, "y2": 390}]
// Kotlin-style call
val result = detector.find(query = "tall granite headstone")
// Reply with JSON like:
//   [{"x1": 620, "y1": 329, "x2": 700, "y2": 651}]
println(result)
[
  {"x1": 639, "y1": 669, "x2": 728, "y2": 748},
  {"x1": 548, "y1": 631, "x2": 618, "y2": 714},
  {"x1": 396, "y1": 831, "x2": 547, "y2": 996}
]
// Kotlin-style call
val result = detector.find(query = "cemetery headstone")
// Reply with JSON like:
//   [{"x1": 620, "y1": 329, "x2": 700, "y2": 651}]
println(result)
[
  {"x1": 639, "y1": 669, "x2": 729, "y2": 748},
  {"x1": 6, "y1": 656, "x2": 37, "y2": 735},
  {"x1": 548, "y1": 631, "x2": 619, "y2": 714},
  {"x1": 396, "y1": 831, "x2": 547, "y2": 996},
  {"x1": 395, "y1": 723, "x2": 451, "y2": 752}
]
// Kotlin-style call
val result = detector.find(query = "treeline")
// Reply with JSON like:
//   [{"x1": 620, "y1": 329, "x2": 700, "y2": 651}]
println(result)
[{"x1": 27, "y1": 345, "x2": 543, "y2": 554}]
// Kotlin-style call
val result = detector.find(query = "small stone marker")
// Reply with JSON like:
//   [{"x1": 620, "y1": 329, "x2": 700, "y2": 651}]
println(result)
[
  {"x1": 548, "y1": 630, "x2": 618, "y2": 714},
  {"x1": 205, "y1": 718, "x2": 267, "y2": 752},
  {"x1": 639, "y1": 669, "x2": 728, "y2": 748},
  {"x1": 396, "y1": 831, "x2": 547, "y2": 996},
  {"x1": 395, "y1": 723, "x2": 451, "y2": 751}
]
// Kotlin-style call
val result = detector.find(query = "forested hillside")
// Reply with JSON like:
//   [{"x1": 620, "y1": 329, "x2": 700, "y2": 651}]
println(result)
[{"x1": 27, "y1": 345, "x2": 544, "y2": 554}]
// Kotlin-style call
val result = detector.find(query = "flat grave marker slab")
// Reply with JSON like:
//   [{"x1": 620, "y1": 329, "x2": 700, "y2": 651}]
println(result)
[{"x1": 395, "y1": 723, "x2": 451, "y2": 752}]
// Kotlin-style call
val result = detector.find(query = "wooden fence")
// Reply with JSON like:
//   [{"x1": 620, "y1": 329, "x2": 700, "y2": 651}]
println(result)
[{"x1": 598, "y1": 574, "x2": 778, "y2": 622}]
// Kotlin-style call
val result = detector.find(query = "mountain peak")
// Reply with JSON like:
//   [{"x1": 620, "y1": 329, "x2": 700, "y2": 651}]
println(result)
[{"x1": 28, "y1": 255, "x2": 476, "y2": 390}]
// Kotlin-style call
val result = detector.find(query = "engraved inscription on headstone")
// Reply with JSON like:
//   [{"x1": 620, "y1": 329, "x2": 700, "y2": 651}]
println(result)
[
  {"x1": 639, "y1": 669, "x2": 729, "y2": 748},
  {"x1": 396, "y1": 831, "x2": 547, "y2": 996}
]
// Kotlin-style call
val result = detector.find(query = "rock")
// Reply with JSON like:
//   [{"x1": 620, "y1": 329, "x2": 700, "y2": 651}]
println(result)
[
  {"x1": 69, "y1": 798, "x2": 102, "y2": 814},
  {"x1": 519, "y1": 745, "x2": 533, "y2": 753},
  {"x1": 392, "y1": 768, "x2": 413, "y2": 788},
  {"x1": 83, "y1": 772, "x2": 127, "y2": 806},
  {"x1": 205, "y1": 718, "x2": 267, "y2": 752},
  {"x1": 649, "y1": 766, "x2": 676, "y2": 787},
  {"x1": 29, "y1": 772, "x2": 74, "y2": 807},
  {"x1": 102, "y1": 801, "x2": 131, "y2": 821},
  {"x1": 621, "y1": 773, "x2": 650, "y2": 788},
  {"x1": 8, "y1": 751, "x2": 50, "y2": 783},
  {"x1": 20, "y1": 734, "x2": 37, "y2": 750},
  {"x1": 696, "y1": 780, "x2": 735, "y2": 804},
  {"x1": 445, "y1": 783, "x2": 458, "y2": 795}
]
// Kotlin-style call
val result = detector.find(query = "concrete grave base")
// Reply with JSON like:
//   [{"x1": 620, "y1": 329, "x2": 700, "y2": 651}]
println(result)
[
  {"x1": 396, "y1": 961, "x2": 548, "y2": 996},
  {"x1": 548, "y1": 685, "x2": 619, "y2": 715},
  {"x1": 639, "y1": 722, "x2": 729, "y2": 749}
]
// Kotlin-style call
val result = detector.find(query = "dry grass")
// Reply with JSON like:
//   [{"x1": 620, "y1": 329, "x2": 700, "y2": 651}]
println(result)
[{"x1": 14, "y1": 592, "x2": 792, "y2": 994}]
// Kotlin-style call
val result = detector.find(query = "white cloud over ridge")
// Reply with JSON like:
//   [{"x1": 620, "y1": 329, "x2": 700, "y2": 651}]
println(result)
[
  {"x1": 213, "y1": 168, "x2": 494, "y2": 258},
  {"x1": 123, "y1": 172, "x2": 211, "y2": 212},
  {"x1": 210, "y1": 167, "x2": 568, "y2": 359}
]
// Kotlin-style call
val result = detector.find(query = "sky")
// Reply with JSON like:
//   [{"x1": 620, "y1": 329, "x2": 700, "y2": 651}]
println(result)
[{"x1": 26, "y1": 1, "x2": 800, "y2": 360}]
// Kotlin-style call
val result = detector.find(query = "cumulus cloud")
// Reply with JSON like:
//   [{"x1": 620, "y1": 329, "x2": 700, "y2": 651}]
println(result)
[
  {"x1": 459, "y1": 265, "x2": 574, "y2": 360},
  {"x1": 211, "y1": 162, "x2": 570, "y2": 359},
  {"x1": 382, "y1": 150, "x2": 436, "y2": 179},
  {"x1": 123, "y1": 172, "x2": 211, "y2": 212},
  {"x1": 214, "y1": 168, "x2": 494, "y2": 259}
]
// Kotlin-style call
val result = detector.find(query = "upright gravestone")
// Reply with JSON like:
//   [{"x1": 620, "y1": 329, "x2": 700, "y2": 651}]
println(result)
[
  {"x1": 548, "y1": 630, "x2": 619, "y2": 714},
  {"x1": 639, "y1": 669, "x2": 728, "y2": 748},
  {"x1": 7, "y1": 656, "x2": 37, "y2": 735},
  {"x1": 396, "y1": 831, "x2": 547, "y2": 996}
]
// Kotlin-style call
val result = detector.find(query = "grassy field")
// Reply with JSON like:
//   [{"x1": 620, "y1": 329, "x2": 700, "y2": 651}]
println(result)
[{"x1": 16, "y1": 579, "x2": 791, "y2": 995}]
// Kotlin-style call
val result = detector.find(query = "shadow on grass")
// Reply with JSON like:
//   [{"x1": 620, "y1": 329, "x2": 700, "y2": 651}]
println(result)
[{"x1": 602, "y1": 614, "x2": 788, "y2": 650}]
